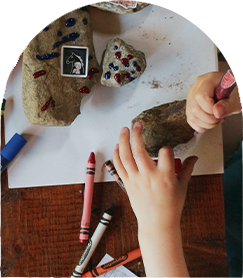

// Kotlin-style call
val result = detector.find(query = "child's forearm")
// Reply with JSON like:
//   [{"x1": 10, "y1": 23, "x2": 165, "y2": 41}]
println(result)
[{"x1": 138, "y1": 223, "x2": 189, "y2": 277}]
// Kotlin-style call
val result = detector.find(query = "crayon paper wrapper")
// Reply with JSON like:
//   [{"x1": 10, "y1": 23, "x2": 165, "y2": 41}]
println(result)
[{"x1": 105, "y1": 0, "x2": 138, "y2": 9}]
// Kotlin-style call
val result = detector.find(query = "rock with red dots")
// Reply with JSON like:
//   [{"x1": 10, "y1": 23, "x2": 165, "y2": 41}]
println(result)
[
  {"x1": 101, "y1": 37, "x2": 146, "y2": 87},
  {"x1": 22, "y1": 8, "x2": 100, "y2": 126},
  {"x1": 91, "y1": 1, "x2": 149, "y2": 14}
]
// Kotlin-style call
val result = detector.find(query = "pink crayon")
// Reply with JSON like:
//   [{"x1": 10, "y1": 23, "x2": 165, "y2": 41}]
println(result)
[
  {"x1": 0, "y1": 31, "x2": 24, "y2": 83},
  {"x1": 214, "y1": 69, "x2": 236, "y2": 103},
  {"x1": 80, "y1": 152, "x2": 96, "y2": 243}
]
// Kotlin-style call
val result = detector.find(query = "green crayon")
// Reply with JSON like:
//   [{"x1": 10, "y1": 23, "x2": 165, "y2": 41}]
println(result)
[{"x1": 0, "y1": 99, "x2": 6, "y2": 120}]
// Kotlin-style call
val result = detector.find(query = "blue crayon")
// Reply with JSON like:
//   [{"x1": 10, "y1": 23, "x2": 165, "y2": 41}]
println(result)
[{"x1": 1, "y1": 133, "x2": 27, "y2": 173}]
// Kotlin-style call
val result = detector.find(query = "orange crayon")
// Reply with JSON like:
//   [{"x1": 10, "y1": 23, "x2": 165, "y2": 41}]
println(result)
[{"x1": 81, "y1": 248, "x2": 141, "y2": 277}]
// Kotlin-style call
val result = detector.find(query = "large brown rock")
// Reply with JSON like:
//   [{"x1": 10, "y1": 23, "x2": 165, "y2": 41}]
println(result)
[
  {"x1": 91, "y1": 1, "x2": 149, "y2": 14},
  {"x1": 131, "y1": 100, "x2": 194, "y2": 157},
  {"x1": 22, "y1": 8, "x2": 101, "y2": 126}
]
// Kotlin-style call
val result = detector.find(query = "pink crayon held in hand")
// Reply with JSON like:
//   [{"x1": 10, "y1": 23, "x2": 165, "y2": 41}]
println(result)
[
  {"x1": 0, "y1": 31, "x2": 24, "y2": 83},
  {"x1": 80, "y1": 152, "x2": 96, "y2": 243},
  {"x1": 214, "y1": 69, "x2": 236, "y2": 103}
]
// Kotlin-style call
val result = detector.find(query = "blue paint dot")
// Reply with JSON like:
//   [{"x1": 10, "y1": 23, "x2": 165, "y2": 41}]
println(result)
[
  {"x1": 133, "y1": 61, "x2": 137, "y2": 67},
  {"x1": 66, "y1": 18, "x2": 75, "y2": 27},
  {"x1": 58, "y1": 31, "x2": 62, "y2": 36},
  {"x1": 109, "y1": 63, "x2": 114, "y2": 69},
  {"x1": 83, "y1": 18, "x2": 88, "y2": 25},
  {"x1": 36, "y1": 52, "x2": 60, "y2": 60},
  {"x1": 113, "y1": 66, "x2": 119, "y2": 71},
  {"x1": 42, "y1": 22, "x2": 49, "y2": 31},
  {"x1": 88, "y1": 55, "x2": 93, "y2": 61},
  {"x1": 131, "y1": 71, "x2": 135, "y2": 74},
  {"x1": 114, "y1": 45, "x2": 118, "y2": 50},
  {"x1": 105, "y1": 72, "x2": 111, "y2": 79},
  {"x1": 129, "y1": 77, "x2": 135, "y2": 81},
  {"x1": 125, "y1": 63, "x2": 129, "y2": 67},
  {"x1": 52, "y1": 32, "x2": 80, "y2": 50},
  {"x1": 32, "y1": 20, "x2": 37, "y2": 27}
]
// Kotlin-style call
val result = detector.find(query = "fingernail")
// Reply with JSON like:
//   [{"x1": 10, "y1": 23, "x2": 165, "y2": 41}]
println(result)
[
  {"x1": 134, "y1": 121, "x2": 143, "y2": 129},
  {"x1": 120, "y1": 127, "x2": 128, "y2": 133},
  {"x1": 115, "y1": 143, "x2": 119, "y2": 150}
]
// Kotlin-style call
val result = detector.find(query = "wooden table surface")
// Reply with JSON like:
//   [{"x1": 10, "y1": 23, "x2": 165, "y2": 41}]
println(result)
[{"x1": 1, "y1": 116, "x2": 228, "y2": 277}]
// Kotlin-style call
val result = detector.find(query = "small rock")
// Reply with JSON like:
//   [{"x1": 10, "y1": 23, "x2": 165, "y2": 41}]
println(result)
[{"x1": 101, "y1": 37, "x2": 146, "y2": 87}]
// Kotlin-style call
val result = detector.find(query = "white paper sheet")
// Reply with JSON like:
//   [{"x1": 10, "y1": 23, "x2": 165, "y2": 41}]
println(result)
[
  {"x1": 3, "y1": 5, "x2": 223, "y2": 188},
  {"x1": 97, "y1": 253, "x2": 137, "y2": 277}
]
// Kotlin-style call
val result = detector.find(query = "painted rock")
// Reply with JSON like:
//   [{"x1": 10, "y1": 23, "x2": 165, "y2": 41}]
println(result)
[
  {"x1": 101, "y1": 37, "x2": 146, "y2": 87},
  {"x1": 22, "y1": 8, "x2": 101, "y2": 126},
  {"x1": 91, "y1": 1, "x2": 150, "y2": 14},
  {"x1": 131, "y1": 100, "x2": 194, "y2": 157}
]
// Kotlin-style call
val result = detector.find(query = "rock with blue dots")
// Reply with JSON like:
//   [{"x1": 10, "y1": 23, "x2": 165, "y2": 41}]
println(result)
[
  {"x1": 22, "y1": 8, "x2": 101, "y2": 126},
  {"x1": 101, "y1": 37, "x2": 146, "y2": 87}
]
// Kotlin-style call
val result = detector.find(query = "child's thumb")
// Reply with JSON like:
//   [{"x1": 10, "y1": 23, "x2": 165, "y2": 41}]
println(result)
[{"x1": 213, "y1": 95, "x2": 242, "y2": 119}]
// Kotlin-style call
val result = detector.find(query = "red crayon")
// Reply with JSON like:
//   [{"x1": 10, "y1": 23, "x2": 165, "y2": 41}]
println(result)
[
  {"x1": 0, "y1": 31, "x2": 24, "y2": 83},
  {"x1": 80, "y1": 152, "x2": 96, "y2": 243},
  {"x1": 81, "y1": 248, "x2": 142, "y2": 277}
]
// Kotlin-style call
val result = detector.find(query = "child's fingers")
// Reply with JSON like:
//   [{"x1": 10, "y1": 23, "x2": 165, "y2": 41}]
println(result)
[
  {"x1": 118, "y1": 127, "x2": 138, "y2": 174},
  {"x1": 113, "y1": 144, "x2": 128, "y2": 180},
  {"x1": 157, "y1": 146, "x2": 175, "y2": 176},
  {"x1": 187, "y1": 113, "x2": 219, "y2": 132},
  {"x1": 191, "y1": 105, "x2": 219, "y2": 126},
  {"x1": 178, "y1": 156, "x2": 198, "y2": 185},
  {"x1": 131, "y1": 122, "x2": 155, "y2": 172}
]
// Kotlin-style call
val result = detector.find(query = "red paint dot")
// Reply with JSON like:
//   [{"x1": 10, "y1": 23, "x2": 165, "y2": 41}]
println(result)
[
  {"x1": 88, "y1": 68, "x2": 99, "y2": 79},
  {"x1": 115, "y1": 52, "x2": 121, "y2": 60},
  {"x1": 125, "y1": 72, "x2": 130, "y2": 78},
  {"x1": 136, "y1": 65, "x2": 141, "y2": 72},
  {"x1": 80, "y1": 86, "x2": 90, "y2": 94},
  {"x1": 33, "y1": 70, "x2": 46, "y2": 78},
  {"x1": 121, "y1": 58, "x2": 128, "y2": 65},
  {"x1": 127, "y1": 55, "x2": 133, "y2": 60},
  {"x1": 114, "y1": 73, "x2": 121, "y2": 84},
  {"x1": 41, "y1": 97, "x2": 52, "y2": 111}
]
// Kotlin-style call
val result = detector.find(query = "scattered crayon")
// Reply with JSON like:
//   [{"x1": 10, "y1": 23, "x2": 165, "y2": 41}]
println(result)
[
  {"x1": 71, "y1": 204, "x2": 114, "y2": 277},
  {"x1": 80, "y1": 152, "x2": 96, "y2": 243},
  {"x1": 104, "y1": 160, "x2": 127, "y2": 194},
  {"x1": 1, "y1": 99, "x2": 6, "y2": 116}
]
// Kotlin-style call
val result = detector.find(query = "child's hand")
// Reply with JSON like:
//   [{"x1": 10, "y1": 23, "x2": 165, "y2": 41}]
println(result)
[
  {"x1": 113, "y1": 122, "x2": 198, "y2": 231},
  {"x1": 186, "y1": 72, "x2": 241, "y2": 132}
]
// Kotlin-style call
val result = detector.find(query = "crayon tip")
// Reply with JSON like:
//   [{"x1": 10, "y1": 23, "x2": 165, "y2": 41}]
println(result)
[
  {"x1": 104, "y1": 160, "x2": 111, "y2": 167},
  {"x1": 106, "y1": 203, "x2": 115, "y2": 216},
  {"x1": 88, "y1": 152, "x2": 95, "y2": 163},
  {"x1": 0, "y1": 99, "x2": 6, "y2": 110}
]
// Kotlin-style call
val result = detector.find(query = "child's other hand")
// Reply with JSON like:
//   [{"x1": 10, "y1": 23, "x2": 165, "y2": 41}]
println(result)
[
  {"x1": 186, "y1": 71, "x2": 241, "y2": 132},
  {"x1": 113, "y1": 122, "x2": 198, "y2": 231}
]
